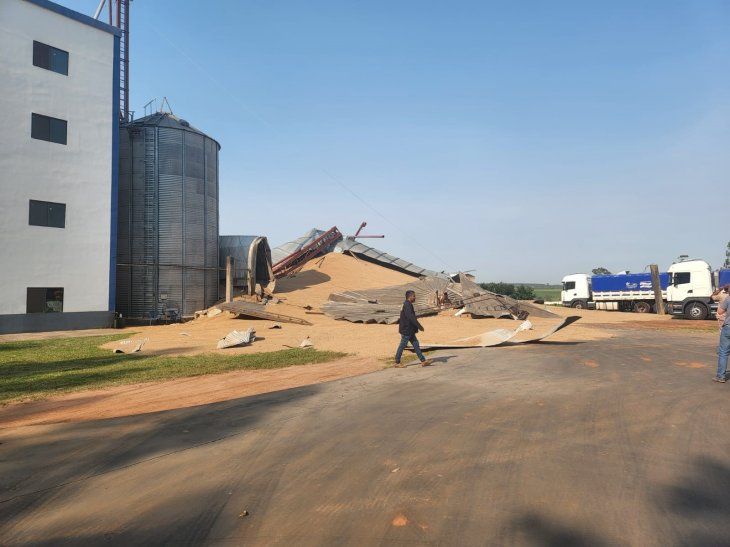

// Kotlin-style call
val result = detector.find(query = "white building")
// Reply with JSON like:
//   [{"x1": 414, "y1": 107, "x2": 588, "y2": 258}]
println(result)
[{"x1": 0, "y1": 0, "x2": 120, "y2": 333}]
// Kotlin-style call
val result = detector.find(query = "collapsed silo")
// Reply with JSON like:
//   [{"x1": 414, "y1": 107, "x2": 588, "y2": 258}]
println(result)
[
  {"x1": 116, "y1": 112, "x2": 220, "y2": 319},
  {"x1": 219, "y1": 235, "x2": 276, "y2": 296}
]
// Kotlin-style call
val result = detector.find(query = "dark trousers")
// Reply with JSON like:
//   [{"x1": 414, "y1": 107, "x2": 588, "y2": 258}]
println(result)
[{"x1": 395, "y1": 334, "x2": 425, "y2": 363}]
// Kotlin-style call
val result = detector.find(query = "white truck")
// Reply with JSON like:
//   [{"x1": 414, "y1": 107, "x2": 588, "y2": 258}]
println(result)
[
  {"x1": 561, "y1": 272, "x2": 668, "y2": 313},
  {"x1": 562, "y1": 259, "x2": 730, "y2": 320},
  {"x1": 667, "y1": 259, "x2": 730, "y2": 320}
]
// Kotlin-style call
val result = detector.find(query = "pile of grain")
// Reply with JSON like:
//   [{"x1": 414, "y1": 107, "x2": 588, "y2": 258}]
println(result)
[
  {"x1": 103, "y1": 253, "x2": 607, "y2": 358},
  {"x1": 273, "y1": 252, "x2": 415, "y2": 307}
]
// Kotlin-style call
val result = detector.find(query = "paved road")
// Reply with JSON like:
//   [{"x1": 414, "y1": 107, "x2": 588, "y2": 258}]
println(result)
[{"x1": 1, "y1": 330, "x2": 729, "y2": 546}]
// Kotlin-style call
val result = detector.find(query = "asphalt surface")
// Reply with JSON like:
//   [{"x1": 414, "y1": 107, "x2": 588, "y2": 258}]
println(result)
[{"x1": 1, "y1": 329, "x2": 729, "y2": 546}]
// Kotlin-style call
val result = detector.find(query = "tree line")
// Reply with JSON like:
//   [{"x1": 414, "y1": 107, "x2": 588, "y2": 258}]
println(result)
[{"x1": 478, "y1": 282, "x2": 536, "y2": 300}]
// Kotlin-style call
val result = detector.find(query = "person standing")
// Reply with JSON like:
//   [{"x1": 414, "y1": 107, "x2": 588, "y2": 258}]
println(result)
[
  {"x1": 713, "y1": 293, "x2": 730, "y2": 383},
  {"x1": 395, "y1": 290, "x2": 431, "y2": 368},
  {"x1": 712, "y1": 285, "x2": 729, "y2": 331}
]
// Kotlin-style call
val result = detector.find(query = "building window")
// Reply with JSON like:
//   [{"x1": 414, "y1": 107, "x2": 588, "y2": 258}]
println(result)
[
  {"x1": 33, "y1": 41, "x2": 68, "y2": 75},
  {"x1": 31, "y1": 113, "x2": 67, "y2": 145},
  {"x1": 26, "y1": 288, "x2": 64, "y2": 313},
  {"x1": 29, "y1": 200, "x2": 66, "y2": 228}
]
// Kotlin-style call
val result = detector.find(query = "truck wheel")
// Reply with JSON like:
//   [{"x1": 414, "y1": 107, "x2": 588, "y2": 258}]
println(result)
[
  {"x1": 684, "y1": 302, "x2": 708, "y2": 320},
  {"x1": 633, "y1": 301, "x2": 651, "y2": 313},
  {"x1": 571, "y1": 300, "x2": 586, "y2": 309}
]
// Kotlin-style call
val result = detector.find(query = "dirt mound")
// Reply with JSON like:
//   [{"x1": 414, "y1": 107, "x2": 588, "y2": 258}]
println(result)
[
  {"x1": 99, "y1": 252, "x2": 607, "y2": 360},
  {"x1": 274, "y1": 252, "x2": 414, "y2": 306}
]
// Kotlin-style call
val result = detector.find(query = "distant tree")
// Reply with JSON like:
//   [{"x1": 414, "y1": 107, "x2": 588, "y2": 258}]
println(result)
[
  {"x1": 724, "y1": 241, "x2": 730, "y2": 268},
  {"x1": 592, "y1": 267, "x2": 611, "y2": 275},
  {"x1": 513, "y1": 285, "x2": 536, "y2": 300},
  {"x1": 477, "y1": 283, "x2": 535, "y2": 300},
  {"x1": 479, "y1": 282, "x2": 515, "y2": 297}
]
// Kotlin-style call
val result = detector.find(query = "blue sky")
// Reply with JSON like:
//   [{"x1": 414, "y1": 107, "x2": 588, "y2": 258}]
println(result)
[{"x1": 71, "y1": 1, "x2": 729, "y2": 281}]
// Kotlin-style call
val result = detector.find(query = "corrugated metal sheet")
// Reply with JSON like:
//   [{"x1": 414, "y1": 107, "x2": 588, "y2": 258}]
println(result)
[
  {"x1": 334, "y1": 237, "x2": 449, "y2": 279},
  {"x1": 271, "y1": 229, "x2": 325, "y2": 265},
  {"x1": 459, "y1": 274, "x2": 558, "y2": 320},
  {"x1": 116, "y1": 113, "x2": 220, "y2": 318},
  {"x1": 216, "y1": 301, "x2": 312, "y2": 325},
  {"x1": 272, "y1": 230, "x2": 446, "y2": 280},
  {"x1": 322, "y1": 277, "x2": 454, "y2": 324},
  {"x1": 217, "y1": 327, "x2": 256, "y2": 349},
  {"x1": 322, "y1": 273, "x2": 557, "y2": 324},
  {"x1": 419, "y1": 316, "x2": 581, "y2": 349}
]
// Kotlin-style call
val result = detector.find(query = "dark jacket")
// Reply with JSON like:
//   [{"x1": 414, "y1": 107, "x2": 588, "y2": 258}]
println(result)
[{"x1": 398, "y1": 300, "x2": 423, "y2": 336}]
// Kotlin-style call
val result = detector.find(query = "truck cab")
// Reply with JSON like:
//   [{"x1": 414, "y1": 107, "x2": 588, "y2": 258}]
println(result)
[
  {"x1": 561, "y1": 274, "x2": 591, "y2": 309},
  {"x1": 667, "y1": 259, "x2": 716, "y2": 320}
]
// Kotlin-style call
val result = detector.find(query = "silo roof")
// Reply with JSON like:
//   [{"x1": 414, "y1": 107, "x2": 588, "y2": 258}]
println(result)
[
  {"x1": 271, "y1": 229, "x2": 326, "y2": 265},
  {"x1": 125, "y1": 112, "x2": 220, "y2": 149},
  {"x1": 335, "y1": 237, "x2": 449, "y2": 279}
]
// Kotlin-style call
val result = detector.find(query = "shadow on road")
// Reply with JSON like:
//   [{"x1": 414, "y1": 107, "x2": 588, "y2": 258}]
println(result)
[
  {"x1": 507, "y1": 456, "x2": 730, "y2": 546},
  {"x1": 0, "y1": 383, "x2": 321, "y2": 540},
  {"x1": 657, "y1": 455, "x2": 730, "y2": 544},
  {"x1": 528, "y1": 340, "x2": 585, "y2": 346},
  {"x1": 429, "y1": 354, "x2": 458, "y2": 364},
  {"x1": 509, "y1": 512, "x2": 609, "y2": 546}
]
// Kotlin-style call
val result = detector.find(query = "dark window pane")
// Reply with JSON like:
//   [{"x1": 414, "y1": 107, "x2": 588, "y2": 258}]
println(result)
[
  {"x1": 27, "y1": 288, "x2": 46, "y2": 313},
  {"x1": 26, "y1": 288, "x2": 64, "y2": 313},
  {"x1": 29, "y1": 200, "x2": 66, "y2": 228},
  {"x1": 45, "y1": 288, "x2": 64, "y2": 312},
  {"x1": 49, "y1": 47, "x2": 68, "y2": 75},
  {"x1": 50, "y1": 118, "x2": 67, "y2": 145},
  {"x1": 33, "y1": 41, "x2": 50, "y2": 69},
  {"x1": 29, "y1": 200, "x2": 47, "y2": 226},
  {"x1": 31, "y1": 113, "x2": 51, "y2": 141},
  {"x1": 33, "y1": 41, "x2": 68, "y2": 75},
  {"x1": 47, "y1": 203, "x2": 66, "y2": 228},
  {"x1": 675, "y1": 272, "x2": 691, "y2": 285},
  {"x1": 32, "y1": 114, "x2": 67, "y2": 145}
]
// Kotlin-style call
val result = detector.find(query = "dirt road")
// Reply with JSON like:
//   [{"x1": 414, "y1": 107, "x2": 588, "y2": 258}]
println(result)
[
  {"x1": 1, "y1": 328, "x2": 727, "y2": 545},
  {"x1": 0, "y1": 356, "x2": 384, "y2": 429}
]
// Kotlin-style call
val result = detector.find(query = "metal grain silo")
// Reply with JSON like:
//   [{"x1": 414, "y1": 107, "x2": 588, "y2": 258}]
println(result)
[{"x1": 116, "y1": 112, "x2": 220, "y2": 319}]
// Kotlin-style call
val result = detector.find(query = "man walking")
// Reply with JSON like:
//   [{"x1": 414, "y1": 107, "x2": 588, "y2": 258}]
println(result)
[
  {"x1": 713, "y1": 293, "x2": 730, "y2": 383},
  {"x1": 395, "y1": 290, "x2": 431, "y2": 368}
]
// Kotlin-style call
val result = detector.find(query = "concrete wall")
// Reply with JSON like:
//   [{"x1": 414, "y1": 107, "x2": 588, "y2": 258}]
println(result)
[{"x1": 0, "y1": 0, "x2": 117, "y2": 330}]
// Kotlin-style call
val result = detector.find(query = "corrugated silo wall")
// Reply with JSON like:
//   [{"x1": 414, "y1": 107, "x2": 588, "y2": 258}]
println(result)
[{"x1": 116, "y1": 124, "x2": 219, "y2": 318}]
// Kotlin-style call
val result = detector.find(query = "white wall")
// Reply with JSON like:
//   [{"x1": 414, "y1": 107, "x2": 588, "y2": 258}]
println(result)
[{"x1": 0, "y1": 0, "x2": 116, "y2": 314}]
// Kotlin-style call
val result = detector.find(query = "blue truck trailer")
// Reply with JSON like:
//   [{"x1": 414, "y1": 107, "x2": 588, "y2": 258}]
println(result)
[
  {"x1": 561, "y1": 272, "x2": 669, "y2": 313},
  {"x1": 591, "y1": 273, "x2": 670, "y2": 295},
  {"x1": 720, "y1": 269, "x2": 730, "y2": 288},
  {"x1": 564, "y1": 260, "x2": 730, "y2": 318},
  {"x1": 591, "y1": 273, "x2": 669, "y2": 312}
]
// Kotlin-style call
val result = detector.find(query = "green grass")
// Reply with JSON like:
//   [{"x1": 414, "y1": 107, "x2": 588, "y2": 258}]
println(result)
[
  {"x1": 532, "y1": 287, "x2": 562, "y2": 301},
  {"x1": 0, "y1": 334, "x2": 346, "y2": 404}
]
